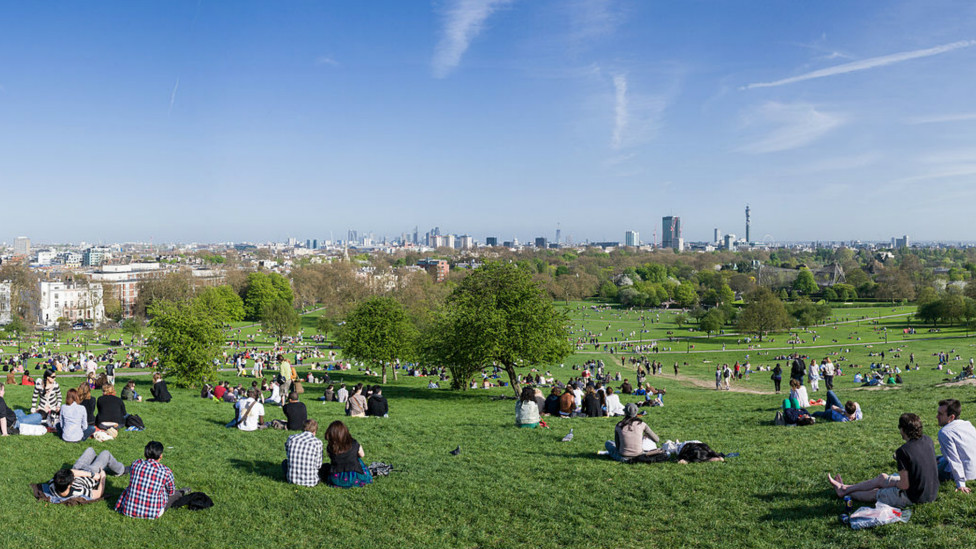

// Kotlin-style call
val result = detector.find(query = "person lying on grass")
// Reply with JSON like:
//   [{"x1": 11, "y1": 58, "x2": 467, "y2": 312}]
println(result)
[
  {"x1": 605, "y1": 403, "x2": 661, "y2": 462},
  {"x1": 811, "y1": 391, "x2": 862, "y2": 422},
  {"x1": 44, "y1": 448, "x2": 126, "y2": 503},
  {"x1": 829, "y1": 413, "x2": 938, "y2": 508}
]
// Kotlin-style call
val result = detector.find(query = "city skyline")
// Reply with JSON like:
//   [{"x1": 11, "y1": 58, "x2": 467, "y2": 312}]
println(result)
[{"x1": 2, "y1": 2, "x2": 976, "y2": 243}]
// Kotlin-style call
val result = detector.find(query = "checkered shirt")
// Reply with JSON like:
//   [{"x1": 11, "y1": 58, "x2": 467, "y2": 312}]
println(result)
[
  {"x1": 115, "y1": 459, "x2": 176, "y2": 519},
  {"x1": 285, "y1": 430, "x2": 323, "y2": 487}
]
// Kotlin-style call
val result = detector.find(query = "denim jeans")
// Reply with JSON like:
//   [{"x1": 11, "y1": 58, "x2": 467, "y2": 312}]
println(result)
[{"x1": 13, "y1": 409, "x2": 43, "y2": 428}]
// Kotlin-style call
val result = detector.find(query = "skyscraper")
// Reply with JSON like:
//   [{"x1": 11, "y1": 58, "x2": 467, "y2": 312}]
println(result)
[
  {"x1": 625, "y1": 230, "x2": 639, "y2": 247},
  {"x1": 745, "y1": 204, "x2": 751, "y2": 243},
  {"x1": 662, "y1": 217, "x2": 681, "y2": 250},
  {"x1": 714, "y1": 228, "x2": 720, "y2": 244},
  {"x1": 14, "y1": 236, "x2": 30, "y2": 256}
]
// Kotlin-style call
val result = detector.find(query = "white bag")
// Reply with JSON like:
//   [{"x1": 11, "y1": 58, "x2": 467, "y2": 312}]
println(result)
[
  {"x1": 18, "y1": 423, "x2": 48, "y2": 436},
  {"x1": 849, "y1": 502, "x2": 912, "y2": 530}
]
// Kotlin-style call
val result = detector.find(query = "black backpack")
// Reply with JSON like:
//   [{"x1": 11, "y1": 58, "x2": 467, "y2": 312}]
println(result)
[
  {"x1": 125, "y1": 414, "x2": 145, "y2": 430},
  {"x1": 171, "y1": 492, "x2": 213, "y2": 511}
]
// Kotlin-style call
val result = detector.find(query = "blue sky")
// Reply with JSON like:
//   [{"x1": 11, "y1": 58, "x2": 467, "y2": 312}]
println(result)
[{"x1": 2, "y1": 1, "x2": 976, "y2": 245}]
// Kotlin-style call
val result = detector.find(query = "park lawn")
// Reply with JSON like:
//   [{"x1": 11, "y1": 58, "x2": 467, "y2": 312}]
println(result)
[{"x1": 2, "y1": 354, "x2": 976, "y2": 548}]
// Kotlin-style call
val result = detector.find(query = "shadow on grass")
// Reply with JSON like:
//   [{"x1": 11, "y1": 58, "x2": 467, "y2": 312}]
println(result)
[
  {"x1": 757, "y1": 490, "x2": 839, "y2": 522},
  {"x1": 228, "y1": 458, "x2": 283, "y2": 481},
  {"x1": 528, "y1": 450, "x2": 611, "y2": 461}
]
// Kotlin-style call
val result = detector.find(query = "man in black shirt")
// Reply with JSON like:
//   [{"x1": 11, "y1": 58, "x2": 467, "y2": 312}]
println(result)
[
  {"x1": 366, "y1": 387, "x2": 388, "y2": 417},
  {"x1": 828, "y1": 413, "x2": 938, "y2": 508},
  {"x1": 282, "y1": 392, "x2": 307, "y2": 431},
  {"x1": 0, "y1": 383, "x2": 19, "y2": 435}
]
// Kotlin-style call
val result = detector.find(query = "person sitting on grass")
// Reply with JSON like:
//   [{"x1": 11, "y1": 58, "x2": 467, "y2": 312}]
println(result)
[
  {"x1": 116, "y1": 441, "x2": 188, "y2": 519},
  {"x1": 811, "y1": 390, "x2": 861, "y2": 422},
  {"x1": 213, "y1": 381, "x2": 228, "y2": 401},
  {"x1": 44, "y1": 447, "x2": 126, "y2": 503},
  {"x1": 515, "y1": 386, "x2": 540, "y2": 428},
  {"x1": 77, "y1": 382, "x2": 96, "y2": 425},
  {"x1": 336, "y1": 383, "x2": 349, "y2": 403},
  {"x1": 605, "y1": 386, "x2": 625, "y2": 417},
  {"x1": 323, "y1": 420, "x2": 373, "y2": 488},
  {"x1": 346, "y1": 385, "x2": 367, "y2": 418},
  {"x1": 784, "y1": 378, "x2": 809, "y2": 409},
  {"x1": 58, "y1": 389, "x2": 96, "y2": 442},
  {"x1": 829, "y1": 413, "x2": 938, "y2": 508},
  {"x1": 936, "y1": 398, "x2": 976, "y2": 493},
  {"x1": 30, "y1": 369, "x2": 62, "y2": 427},
  {"x1": 95, "y1": 384, "x2": 127, "y2": 430},
  {"x1": 604, "y1": 403, "x2": 662, "y2": 462},
  {"x1": 322, "y1": 384, "x2": 335, "y2": 402},
  {"x1": 150, "y1": 373, "x2": 172, "y2": 403},
  {"x1": 544, "y1": 387, "x2": 562, "y2": 416},
  {"x1": 583, "y1": 385, "x2": 604, "y2": 418},
  {"x1": 366, "y1": 386, "x2": 389, "y2": 417},
  {"x1": 282, "y1": 392, "x2": 307, "y2": 431},
  {"x1": 283, "y1": 419, "x2": 323, "y2": 487},
  {"x1": 121, "y1": 380, "x2": 142, "y2": 402},
  {"x1": 232, "y1": 389, "x2": 266, "y2": 431},
  {"x1": 558, "y1": 385, "x2": 576, "y2": 418}
]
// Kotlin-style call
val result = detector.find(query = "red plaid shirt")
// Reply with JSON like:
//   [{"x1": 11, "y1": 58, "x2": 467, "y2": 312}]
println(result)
[{"x1": 115, "y1": 458, "x2": 175, "y2": 519}]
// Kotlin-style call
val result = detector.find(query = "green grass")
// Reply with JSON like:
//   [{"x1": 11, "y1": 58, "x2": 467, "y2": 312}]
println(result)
[{"x1": 2, "y1": 304, "x2": 976, "y2": 548}]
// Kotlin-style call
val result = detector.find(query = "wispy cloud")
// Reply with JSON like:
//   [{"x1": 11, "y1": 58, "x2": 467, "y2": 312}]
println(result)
[
  {"x1": 315, "y1": 56, "x2": 340, "y2": 67},
  {"x1": 908, "y1": 112, "x2": 976, "y2": 124},
  {"x1": 743, "y1": 40, "x2": 976, "y2": 90},
  {"x1": 569, "y1": 0, "x2": 621, "y2": 45},
  {"x1": 432, "y1": 0, "x2": 513, "y2": 79},
  {"x1": 612, "y1": 74, "x2": 628, "y2": 149},
  {"x1": 738, "y1": 102, "x2": 845, "y2": 154},
  {"x1": 168, "y1": 78, "x2": 180, "y2": 117}
]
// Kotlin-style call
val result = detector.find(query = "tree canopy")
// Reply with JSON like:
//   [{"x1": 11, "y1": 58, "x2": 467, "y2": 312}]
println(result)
[
  {"x1": 145, "y1": 298, "x2": 223, "y2": 387},
  {"x1": 421, "y1": 262, "x2": 571, "y2": 395},
  {"x1": 736, "y1": 287, "x2": 791, "y2": 341},
  {"x1": 338, "y1": 296, "x2": 416, "y2": 383}
]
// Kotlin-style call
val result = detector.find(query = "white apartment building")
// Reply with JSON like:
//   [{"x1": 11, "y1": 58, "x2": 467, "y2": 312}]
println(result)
[
  {"x1": 0, "y1": 282, "x2": 11, "y2": 325},
  {"x1": 38, "y1": 280, "x2": 105, "y2": 327}
]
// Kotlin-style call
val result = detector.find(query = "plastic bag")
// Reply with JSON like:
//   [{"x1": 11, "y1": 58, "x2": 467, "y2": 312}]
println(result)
[{"x1": 849, "y1": 502, "x2": 912, "y2": 530}]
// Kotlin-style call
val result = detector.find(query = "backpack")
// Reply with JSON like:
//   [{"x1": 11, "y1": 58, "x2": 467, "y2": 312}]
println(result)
[
  {"x1": 774, "y1": 411, "x2": 786, "y2": 426},
  {"x1": 125, "y1": 414, "x2": 145, "y2": 430},
  {"x1": 170, "y1": 491, "x2": 214, "y2": 511}
]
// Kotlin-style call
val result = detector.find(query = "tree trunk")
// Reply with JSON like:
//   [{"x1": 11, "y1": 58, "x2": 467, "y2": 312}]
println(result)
[
  {"x1": 504, "y1": 362, "x2": 521, "y2": 398},
  {"x1": 381, "y1": 363, "x2": 387, "y2": 384}
]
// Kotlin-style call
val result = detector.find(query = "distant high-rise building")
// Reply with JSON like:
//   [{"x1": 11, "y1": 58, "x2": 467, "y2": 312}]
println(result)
[
  {"x1": 535, "y1": 237, "x2": 548, "y2": 249},
  {"x1": 662, "y1": 217, "x2": 681, "y2": 250},
  {"x1": 714, "y1": 228, "x2": 721, "y2": 244},
  {"x1": 724, "y1": 234, "x2": 736, "y2": 251},
  {"x1": 745, "y1": 204, "x2": 751, "y2": 243},
  {"x1": 347, "y1": 230, "x2": 358, "y2": 244},
  {"x1": 305, "y1": 239, "x2": 312, "y2": 249},
  {"x1": 485, "y1": 237, "x2": 498, "y2": 247},
  {"x1": 459, "y1": 235, "x2": 474, "y2": 250},
  {"x1": 445, "y1": 234, "x2": 456, "y2": 249},
  {"x1": 625, "y1": 230, "x2": 639, "y2": 247},
  {"x1": 13, "y1": 236, "x2": 30, "y2": 256},
  {"x1": 312, "y1": 239, "x2": 318, "y2": 249},
  {"x1": 82, "y1": 247, "x2": 109, "y2": 267},
  {"x1": 413, "y1": 227, "x2": 419, "y2": 245},
  {"x1": 555, "y1": 225, "x2": 561, "y2": 246},
  {"x1": 287, "y1": 237, "x2": 298, "y2": 246},
  {"x1": 895, "y1": 235, "x2": 909, "y2": 248}
]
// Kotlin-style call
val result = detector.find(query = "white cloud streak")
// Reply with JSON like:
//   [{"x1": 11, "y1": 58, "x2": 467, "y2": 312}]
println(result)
[
  {"x1": 738, "y1": 102, "x2": 844, "y2": 154},
  {"x1": 612, "y1": 74, "x2": 627, "y2": 149},
  {"x1": 908, "y1": 112, "x2": 976, "y2": 124},
  {"x1": 168, "y1": 78, "x2": 180, "y2": 117},
  {"x1": 743, "y1": 40, "x2": 976, "y2": 90},
  {"x1": 432, "y1": 0, "x2": 513, "y2": 79},
  {"x1": 315, "y1": 56, "x2": 340, "y2": 67},
  {"x1": 569, "y1": 0, "x2": 621, "y2": 45}
]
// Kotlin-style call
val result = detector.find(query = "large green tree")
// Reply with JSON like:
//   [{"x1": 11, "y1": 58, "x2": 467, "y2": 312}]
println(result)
[
  {"x1": 261, "y1": 300, "x2": 301, "y2": 341},
  {"x1": 421, "y1": 262, "x2": 571, "y2": 396},
  {"x1": 338, "y1": 296, "x2": 415, "y2": 383},
  {"x1": 793, "y1": 268, "x2": 819, "y2": 294},
  {"x1": 737, "y1": 287, "x2": 791, "y2": 341},
  {"x1": 145, "y1": 298, "x2": 223, "y2": 387}
]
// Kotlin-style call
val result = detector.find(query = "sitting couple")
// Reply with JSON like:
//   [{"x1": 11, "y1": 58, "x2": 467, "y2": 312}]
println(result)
[{"x1": 282, "y1": 419, "x2": 373, "y2": 488}]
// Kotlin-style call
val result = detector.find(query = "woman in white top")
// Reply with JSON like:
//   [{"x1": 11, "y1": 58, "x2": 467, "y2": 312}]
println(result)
[
  {"x1": 789, "y1": 378, "x2": 810, "y2": 407},
  {"x1": 605, "y1": 387, "x2": 625, "y2": 417}
]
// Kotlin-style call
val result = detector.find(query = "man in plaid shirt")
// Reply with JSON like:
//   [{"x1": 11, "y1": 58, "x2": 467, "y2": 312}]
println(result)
[
  {"x1": 283, "y1": 419, "x2": 323, "y2": 487},
  {"x1": 116, "y1": 441, "x2": 177, "y2": 518}
]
